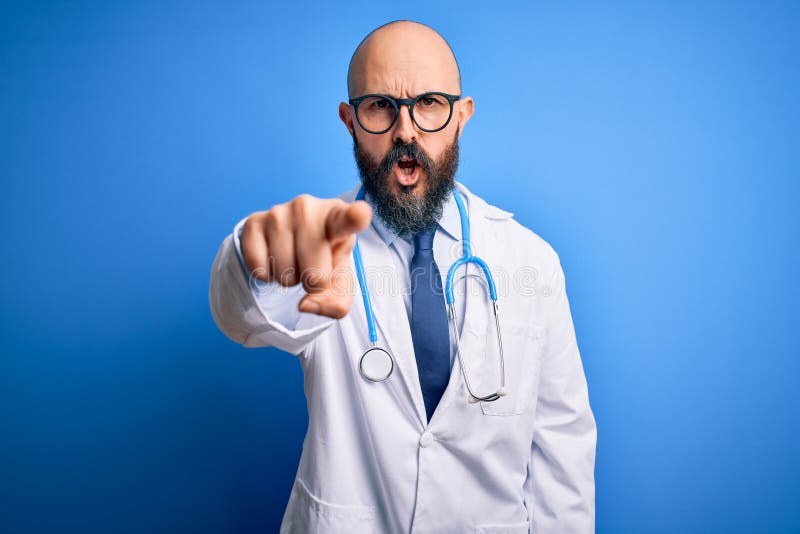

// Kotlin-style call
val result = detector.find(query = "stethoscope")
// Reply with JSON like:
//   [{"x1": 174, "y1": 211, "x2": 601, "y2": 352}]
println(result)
[{"x1": 353, "y1": 186, "x2": 507, "y2": 403}]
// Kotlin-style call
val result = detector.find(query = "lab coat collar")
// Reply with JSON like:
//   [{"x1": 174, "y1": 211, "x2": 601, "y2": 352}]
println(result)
[{"x1": 342, "y1": 180, "x2": 513, "y2": 244}]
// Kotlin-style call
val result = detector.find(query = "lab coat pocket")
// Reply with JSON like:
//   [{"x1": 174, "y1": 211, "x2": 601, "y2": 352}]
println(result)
[
  {"x1": 281, "y1": 478, "x2": 377, "y2": 534},
  {"x1": 475, "y1": 521, "x2": 531, "y2": 533},
  {"x1": 479, "y1": 322, "x2": 545, "y2": 417}
]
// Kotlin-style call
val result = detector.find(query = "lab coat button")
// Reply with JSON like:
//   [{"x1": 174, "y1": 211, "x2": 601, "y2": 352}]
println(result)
[{"x1": 419, "y1": 432, "x2": 434, "y2": 448}]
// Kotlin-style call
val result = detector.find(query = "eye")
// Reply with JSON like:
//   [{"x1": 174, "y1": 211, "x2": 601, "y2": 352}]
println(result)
[{"x1": 420, "y1": 97, "x2": 436, "y2": 107}]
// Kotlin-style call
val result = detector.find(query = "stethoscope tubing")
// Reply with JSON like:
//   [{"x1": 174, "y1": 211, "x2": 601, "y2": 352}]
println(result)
[{"x1": 352, "y1": 186, "x2": 506, "y2": 401}]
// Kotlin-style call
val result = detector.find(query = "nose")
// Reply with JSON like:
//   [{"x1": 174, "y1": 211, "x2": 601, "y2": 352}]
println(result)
[{"x1": 391, "y1": 103, "x2": 417, "y2": 145}]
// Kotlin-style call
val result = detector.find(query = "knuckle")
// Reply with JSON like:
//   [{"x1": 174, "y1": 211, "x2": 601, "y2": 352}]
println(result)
[
  {"x1": 264, "y1": 206, "x2": 285, "y2": 232},
  {"x1": 242, "y1": 211, "x2": 264, "y2": 235},
  {"x1": 295, "y1": 193, "x2": 314, "y2": 205},
  {"x1": 291, "y1": 194, "x2": 315, "y2": 218},
  {"x1": 330, "y1": 199, "x2": 349, "y2": 219},
  {"x1": 292, "y1": 194, "x2": 320, "y2": 227}
]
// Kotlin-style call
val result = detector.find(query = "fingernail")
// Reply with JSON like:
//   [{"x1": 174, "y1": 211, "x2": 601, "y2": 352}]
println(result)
[{"x1": 300, "y1": 299, "x2": 321, "y2": 314}]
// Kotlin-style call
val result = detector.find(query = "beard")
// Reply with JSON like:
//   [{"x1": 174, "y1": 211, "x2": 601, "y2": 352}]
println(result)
[{"x1": 353, "y1": 127, "x2": 460, "y2": 238}]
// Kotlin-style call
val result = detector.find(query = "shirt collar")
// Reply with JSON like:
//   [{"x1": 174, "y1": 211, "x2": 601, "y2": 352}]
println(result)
[{"x1": 364, "y1": 186, "x2": 465, "y2": 247}]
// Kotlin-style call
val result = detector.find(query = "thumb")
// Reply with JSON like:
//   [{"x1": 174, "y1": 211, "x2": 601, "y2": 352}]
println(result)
[{"x1": 298, "y1": 292, "x2": 352, "y2": 320}]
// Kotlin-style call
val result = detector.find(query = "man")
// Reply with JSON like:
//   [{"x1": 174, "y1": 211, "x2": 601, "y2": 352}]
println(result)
[{"x1": 209, "y1": 20, "x2": 596, "y2": 533}]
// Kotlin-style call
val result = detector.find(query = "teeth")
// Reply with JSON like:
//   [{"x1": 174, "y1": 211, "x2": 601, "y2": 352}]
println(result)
[{"x1": 401, "y1": 166, "x2": 414, "y2": 175}]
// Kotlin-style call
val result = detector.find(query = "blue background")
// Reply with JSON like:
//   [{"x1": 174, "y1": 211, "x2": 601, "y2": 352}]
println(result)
[{"x1": 2, "y1": 1, "x2": 798, "y2": 532}]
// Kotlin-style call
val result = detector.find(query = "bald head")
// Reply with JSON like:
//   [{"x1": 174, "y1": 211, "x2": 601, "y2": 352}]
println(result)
[{"x1": 347, "y1": 20, "x2": 461, "y2": 99}]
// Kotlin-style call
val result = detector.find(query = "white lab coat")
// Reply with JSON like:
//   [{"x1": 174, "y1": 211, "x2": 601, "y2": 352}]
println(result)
[{"x1": 209, "y1": 181, "x2": 596, "y2": 533}]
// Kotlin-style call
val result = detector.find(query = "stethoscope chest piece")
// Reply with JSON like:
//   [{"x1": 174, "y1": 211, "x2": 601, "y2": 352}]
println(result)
[{"x1": 359, "y1": 346, "x2": 394, "y2": 382}]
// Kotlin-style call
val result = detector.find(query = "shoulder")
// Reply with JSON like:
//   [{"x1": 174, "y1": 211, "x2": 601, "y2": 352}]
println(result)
[{"x1": 458, "y1": 182, "x2": 561, "y2": 271}]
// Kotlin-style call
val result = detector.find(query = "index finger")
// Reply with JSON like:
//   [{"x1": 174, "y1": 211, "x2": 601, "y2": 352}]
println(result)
[{"x1": 325, "y1": 200, "x2": 372, "y2": 243}]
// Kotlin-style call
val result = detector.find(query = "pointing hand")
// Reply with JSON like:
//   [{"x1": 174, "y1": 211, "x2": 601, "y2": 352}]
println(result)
[{"x1": 241, "y1": 195, "x2": 372, "y2": 319}]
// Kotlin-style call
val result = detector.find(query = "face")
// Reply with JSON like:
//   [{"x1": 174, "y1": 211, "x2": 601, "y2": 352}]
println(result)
[{"x1": 338, "y1": 22, "x2": 474, "y2": 235}]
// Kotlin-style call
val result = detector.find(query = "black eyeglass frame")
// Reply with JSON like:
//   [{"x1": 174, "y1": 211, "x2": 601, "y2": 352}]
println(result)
[{"x1": 348, "y1": 92, "x2": 462, "y2": 134}]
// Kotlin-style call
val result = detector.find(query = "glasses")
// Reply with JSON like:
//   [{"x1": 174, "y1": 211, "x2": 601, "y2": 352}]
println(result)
[{"x1": 348, "y1": 92, "x2": 461, "y2": 134}]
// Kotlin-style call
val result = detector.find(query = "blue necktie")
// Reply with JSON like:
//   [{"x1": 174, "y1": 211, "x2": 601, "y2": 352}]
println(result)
[{"x1": 410, "y1": 229, "x2": 450, "y2": 422}]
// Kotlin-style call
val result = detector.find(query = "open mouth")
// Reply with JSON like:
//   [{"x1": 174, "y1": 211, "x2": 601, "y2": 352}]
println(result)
[
  {"x1": 398, "y1": 158, "x2": 418, "y2": 175},
  {"x1": 394, "y1": 157, "x2": 420, "y2": 186}
]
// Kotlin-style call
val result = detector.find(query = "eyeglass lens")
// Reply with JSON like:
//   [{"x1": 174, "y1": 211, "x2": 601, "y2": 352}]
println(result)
[{"x1": 357, "y1": 94, "x2": 452, "y2": 133}]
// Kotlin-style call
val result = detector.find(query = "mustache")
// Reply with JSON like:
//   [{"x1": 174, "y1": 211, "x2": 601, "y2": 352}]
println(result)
[{"x1": 378, "y1": 142, "x2": 434, "y2": 176}]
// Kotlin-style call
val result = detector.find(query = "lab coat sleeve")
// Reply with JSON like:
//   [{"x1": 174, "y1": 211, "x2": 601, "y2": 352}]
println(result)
[
  {"x1": 208, "y1": 217, "x2": 335, "y2": 354},
  {"x1": 525, "y1": 253, "x2": 597, "y2": 533}
]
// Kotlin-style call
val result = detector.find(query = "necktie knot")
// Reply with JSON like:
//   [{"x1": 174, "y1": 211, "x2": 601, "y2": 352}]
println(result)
[{"x1": 413, "y1": 228, "x2": 436, "y2": 252}]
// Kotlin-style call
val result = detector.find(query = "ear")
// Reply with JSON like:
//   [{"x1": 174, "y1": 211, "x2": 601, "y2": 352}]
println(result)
[
  {"x1": 339, "y1": 102, "x2": 356, "y2": 137},
  {"x1": 455, "y1": 96, "x2": 474, "y2": 139}
]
